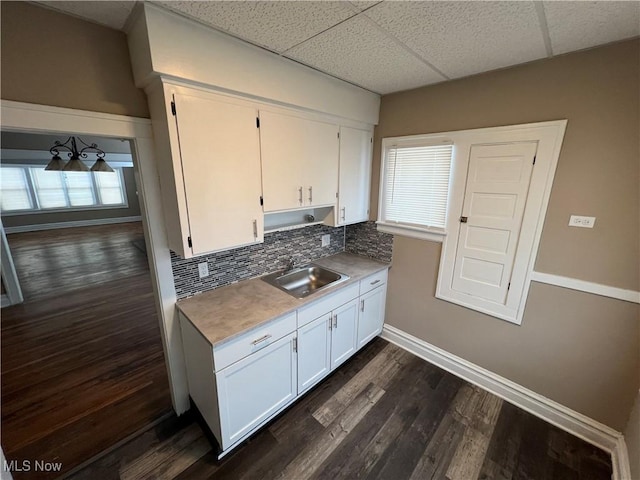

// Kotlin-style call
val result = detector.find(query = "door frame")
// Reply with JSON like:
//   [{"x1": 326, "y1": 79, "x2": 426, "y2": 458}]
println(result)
[
  {"x1": 0, "y1": 99, "x2": 190, "y2": 414},
  {"x1": 0, "y1": 219, "x2": 23, "y2": 307},
  {"x1": 435, "y1": 120, "x2": 568, "y2": 324}
]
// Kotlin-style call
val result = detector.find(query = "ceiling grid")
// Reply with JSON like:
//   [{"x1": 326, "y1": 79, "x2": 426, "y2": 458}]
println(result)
[{"x1": 34, "y1": 0, "x2": 640, "y2": 95}]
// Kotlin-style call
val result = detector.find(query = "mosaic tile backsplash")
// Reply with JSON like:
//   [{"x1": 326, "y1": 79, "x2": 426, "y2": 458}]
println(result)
[
  {"x1": 345, "y1": 221, "x2": 393, "y2": 263},
  {"x1": 171, "y1": 224, "x2": 345, "y2": 300}
]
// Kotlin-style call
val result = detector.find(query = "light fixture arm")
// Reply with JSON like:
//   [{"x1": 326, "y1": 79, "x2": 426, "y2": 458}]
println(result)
[{"x1": 49, "y1": 136, "x2": 106, "y2": 161}]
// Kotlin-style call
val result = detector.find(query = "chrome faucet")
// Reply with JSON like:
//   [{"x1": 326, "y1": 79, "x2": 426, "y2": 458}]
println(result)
[{"x1": 283, "y1": 257, "x2": 295, "y2": 273}]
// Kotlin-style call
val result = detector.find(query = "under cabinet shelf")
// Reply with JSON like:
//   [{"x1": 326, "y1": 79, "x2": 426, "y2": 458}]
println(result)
[{"x1": 264, "y1": 206, "x2": 334, "y2": 234}]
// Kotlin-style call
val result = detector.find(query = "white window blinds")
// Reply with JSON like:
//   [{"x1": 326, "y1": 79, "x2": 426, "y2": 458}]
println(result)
[
  {"x1": 380, "y1": 143, "x2": 453, "y2": 232},
  {"x1": 0, "y1": 167, "x2": 33, "y2": 211},
  {"x1": 0, "y1": 166, "x2": 128, "y2": 213}
]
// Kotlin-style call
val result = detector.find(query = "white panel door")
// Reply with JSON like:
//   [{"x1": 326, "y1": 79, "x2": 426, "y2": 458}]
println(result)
[
  {"x1": 174, "y1": 91, "x2": 263, "y2": 255},
  {"x1": 297, "y1": 314, "x2": 332, "y2": 393},
  {"x1": 357, "y1": 286, "x2": 386, "y2": 349},
  {"x1": 302, "y1": 119, "x2": 339, "y2": 208},
  {"x1": 338, "y1": 127, "x2": 372, "y2": 225},
  {"x1": 330, "y1": 299, "x2": 358, "y2": 370},
  {"x1": 216, "y1": 333, "x2": 297, "y2": 449},
  {"x1": 451, "y1": 143, "x2": 537, "y2": 304}
]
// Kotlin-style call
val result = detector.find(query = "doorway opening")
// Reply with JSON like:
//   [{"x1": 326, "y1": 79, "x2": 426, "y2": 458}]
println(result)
[{"x1": 0, "y1": 131, "x2": 172, "y2": 478}]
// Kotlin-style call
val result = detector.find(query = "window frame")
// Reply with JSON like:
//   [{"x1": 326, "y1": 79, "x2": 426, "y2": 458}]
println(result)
[
  {"x1": 377, "y1": 134, "x2": 455, "y2": 243},
  {"x1": 377, "y1": 121, "x2": 567, "y2": 325},
  {"x1": 0, "y1": 165, "x2": 129, "y2": 216}
]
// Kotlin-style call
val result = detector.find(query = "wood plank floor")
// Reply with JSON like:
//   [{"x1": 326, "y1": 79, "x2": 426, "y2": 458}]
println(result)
[
  {"x1": 1, "y1": 223, "x2": 172, "y2": 479},
  {"x1": 68, "y1": 338, "x2": 613, "y2": 480}
]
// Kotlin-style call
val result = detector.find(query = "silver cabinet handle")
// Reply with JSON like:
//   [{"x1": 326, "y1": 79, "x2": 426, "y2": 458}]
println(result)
[
  {"x1": 360, "y1": 299, "x2": 365, "y2": 312},
  {"x1": 253, "y1": 219, "x2": 258, "y2": 239},
  {"x1": 298, "y1": 186, "x2": 303, "y2": 206},
  {"x1": 341, "y1": 207, "x2": 346, "y2": 221},
  {"x1": 308, "y1": 186, "x2": 313, "y2": 204},
  {"x1": 251, "y1": 334, "x2": 272, "y2": 346},
  {"x1": 333, "y1": 313, "x2": 338, "y2": 329},
  {"x1": 370, "y1": 279, "x2": 380, "y2": 286}
]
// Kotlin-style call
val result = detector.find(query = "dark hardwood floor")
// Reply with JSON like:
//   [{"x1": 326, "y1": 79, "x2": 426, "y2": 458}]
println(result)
[
  {"x1": 1, "y1": 222, "x2": 172, "y2": 479},
  {"x1": 68, "y1": 338, "x2": 613, "y2": 480}
]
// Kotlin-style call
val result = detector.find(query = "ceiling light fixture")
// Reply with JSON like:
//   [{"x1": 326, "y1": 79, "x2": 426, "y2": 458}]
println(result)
[{"x1": 46, "y1": 136, "x2": 114, "y2": 172}]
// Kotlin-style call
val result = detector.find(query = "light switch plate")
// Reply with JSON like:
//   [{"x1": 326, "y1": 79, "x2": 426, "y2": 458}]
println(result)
[
  {"x1": 198, "y1": 262, "x2": 209, "y2": 278},
  {"x1": 569, "y1": 215, "x2": 596, "y2": 228},
  {"x1": 321, "y1": 234, "x2": 331, "y2": 247}
]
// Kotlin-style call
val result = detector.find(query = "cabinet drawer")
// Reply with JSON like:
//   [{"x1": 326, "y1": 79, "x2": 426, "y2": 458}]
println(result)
[
  {"x1": 297, "y1": 283, "x2": 359, "y2": 327},
  {"x1": 359, "y1": 269, "x2": 388, "y2": 296},
  {"x1": 213, "y1": 312, "x2": 296, "y2": 371}
]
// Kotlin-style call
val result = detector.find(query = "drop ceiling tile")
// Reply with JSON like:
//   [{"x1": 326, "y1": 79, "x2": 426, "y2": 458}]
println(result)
[
  {"x1": 365, "y1": 1, "x2": 548, "y2": 79},
  {"x1": 285, "y1": 15, "x2": 445, "y2": 94},
  {"x1": 543, "y1": 1, "x2": 640, "y2": 55},
  {"x1": 34, "y1": 1, "x2": 136, "y2": 30},
  {"x1": 157, "y1": 1, "x2": 357, "y2": 53}
]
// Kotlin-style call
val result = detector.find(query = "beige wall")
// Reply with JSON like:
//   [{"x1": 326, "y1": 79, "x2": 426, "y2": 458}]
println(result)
[
  {"x1": 0, "y1": 2, "x2": 149, "y2": 118},
  {"x1": 1, "y1": 168, "x2": 141, "y2": 229},
  {"x1": 376, "y1": 40, "x2": 640, "y2": 430}
]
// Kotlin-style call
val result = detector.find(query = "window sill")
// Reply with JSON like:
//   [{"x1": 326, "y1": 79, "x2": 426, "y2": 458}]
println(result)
[{"x1": 376, "y1": 222, "x2": 446, "y2": 243}]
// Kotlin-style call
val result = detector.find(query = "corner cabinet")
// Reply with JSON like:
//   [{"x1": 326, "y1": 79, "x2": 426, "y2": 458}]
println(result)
[
  {"x1": 147, "y1": 82, "x2": 264, "y2": 258},
  {"x1": 259, "y1": 110, "x2": 339, "y2": 212},
  {"x1": 337, "y1": 126, "x2": 373, "y2": 225}
]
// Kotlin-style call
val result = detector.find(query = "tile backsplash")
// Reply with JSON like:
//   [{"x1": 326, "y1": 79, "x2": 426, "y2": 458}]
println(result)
[
  {"x1": 171, "y1": 221, "x2": 394, "y2": 300},
  {"x1": 171, "y1": 224, "x2": 345, "y2": 300},
  {"x1": 345, "y1": 221, "x2": 393, "y2": 263}
]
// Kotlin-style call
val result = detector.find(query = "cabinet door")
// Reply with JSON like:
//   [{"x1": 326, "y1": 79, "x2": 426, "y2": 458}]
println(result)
[
  {"x1": 216, "y1": 333, "x2": 297, "y2": 449},
  {"x1": 297, "y1": 314, "x2": 331, "y2": 393},
  {"x1": 174, "y1": 91, "x2": 263, "y2": 255},
  {"x1": 330, "y1": 299, "x2": 359, "y2": 370},
  {"x1": 338, "y1": 127, "x2": 372, "y2": 225},
  {"x1": 357, "y1": 286, "x2": 387, "y2": 349},
  {"x1": 302, "y1": 121, "x2": 339, "y2": 208},
  {"x1": 260, "y1": 111, "x2": 338, "y2": 211}
]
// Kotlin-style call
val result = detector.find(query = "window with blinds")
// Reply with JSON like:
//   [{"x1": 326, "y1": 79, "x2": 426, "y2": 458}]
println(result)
[
  {"x1": 0, "y1": 166, "x2": 128, "y2": 213},
  {"x1": 378, "y1": 141, "x2": 453, "y2": 239}
]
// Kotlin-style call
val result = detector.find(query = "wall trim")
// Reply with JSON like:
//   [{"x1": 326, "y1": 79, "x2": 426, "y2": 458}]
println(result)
[
  {"x1": 380, "y1": 324, "x2": 632, "y2": 480},
  {"x1": 4, "y1": 216, "x2": 142, "y2": 234},
  {"x1": 531, "y1": 271, "x2": 640, "y2": 304}
]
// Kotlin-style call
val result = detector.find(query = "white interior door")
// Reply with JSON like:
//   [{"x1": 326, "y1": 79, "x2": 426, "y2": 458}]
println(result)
[
  {"x1": 451, "y1": 142, "x2": 537, "y2": 304},
  {"x1": 174, "y1": 92, "x2": 263, "y2": 255}
]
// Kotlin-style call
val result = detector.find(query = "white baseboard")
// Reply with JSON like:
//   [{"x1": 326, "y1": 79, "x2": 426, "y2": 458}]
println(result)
[
  {"x1": 4, "y1": 216, "x2": 142, "y2": 234},
  {"x1": 380, "y1": 324, "x2": 632, "y2": 480},
  {"x1": 531, "y1": 271, "x2": 640, "y2": 304}
]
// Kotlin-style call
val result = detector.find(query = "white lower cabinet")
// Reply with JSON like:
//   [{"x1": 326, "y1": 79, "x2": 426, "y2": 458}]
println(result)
[
  {"x1": 297, "y1": 314, "x2": 331, "y2": 393},
  {"x1": 357, "y1": 286, "x2": 387, "y2": 349},
  {"x1": 330, "y1": 299, "x2": 359, "y2": 369},
  {"x1": 216, "y1": 332, "x2": 297, "y2": 449},
  {"x1": 179, "y1": 267, "x2": 389, "y2": 458}
]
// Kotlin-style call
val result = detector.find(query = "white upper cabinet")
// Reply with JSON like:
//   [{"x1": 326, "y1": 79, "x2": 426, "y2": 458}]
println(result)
[
  {"x1": 337, "y1": 126, "x2": 373, "y2": 225},
  {"x1": 148, "y1": 83, "x2": 264, "y2": 258},
  {"x1": 259, "y1": 110, "x2": 339, "y2": 212}
]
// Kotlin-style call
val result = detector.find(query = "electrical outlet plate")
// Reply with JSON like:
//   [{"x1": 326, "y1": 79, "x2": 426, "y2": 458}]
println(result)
[
  {"x1": 198, "y1": 262, "x2": 209, "y2": 278},
  {"x1": 568, "y1": 215, "x2": 596, "y2": 228},
  {"x1": 321, "y1": 234, "x2": 331, "y2": 247}
]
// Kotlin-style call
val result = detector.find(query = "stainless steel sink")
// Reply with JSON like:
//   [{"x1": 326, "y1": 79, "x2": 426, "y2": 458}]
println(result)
[{"x1": 262, "y1": 264, "x2": 349, "y2": 298}]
